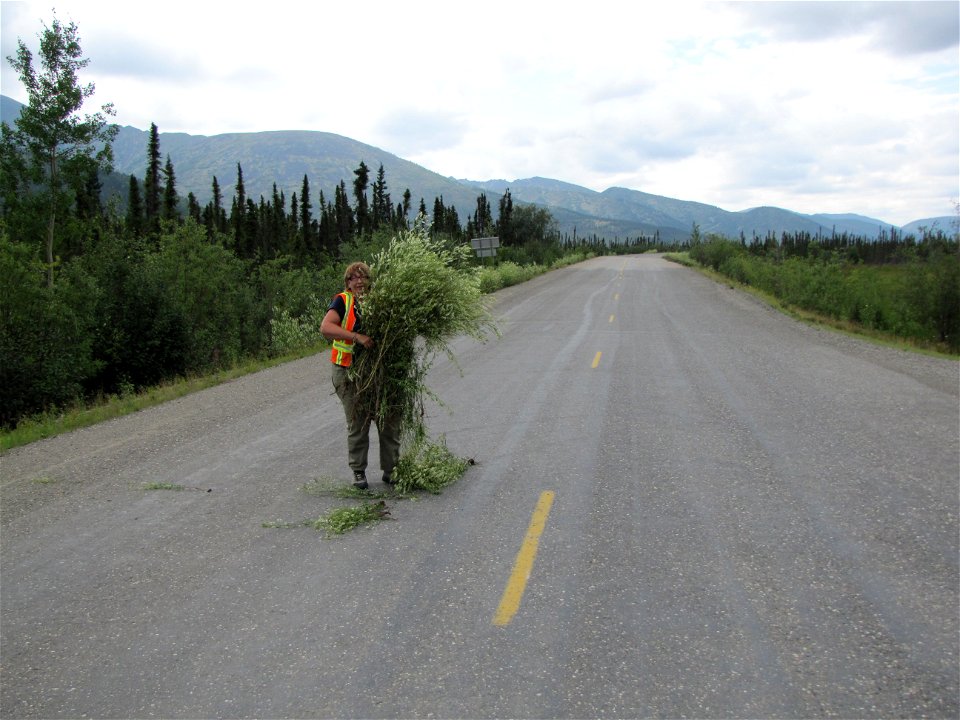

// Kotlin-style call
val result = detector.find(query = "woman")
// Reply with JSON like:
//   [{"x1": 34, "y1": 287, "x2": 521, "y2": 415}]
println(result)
[{"x1": 320, "y1": 262, "x2": 401, "y2": 489}]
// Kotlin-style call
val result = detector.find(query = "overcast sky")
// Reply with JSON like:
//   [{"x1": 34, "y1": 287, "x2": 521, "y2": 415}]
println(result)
[{"x1": 2, "y1": 0, "x2": 957, "y2": 226}]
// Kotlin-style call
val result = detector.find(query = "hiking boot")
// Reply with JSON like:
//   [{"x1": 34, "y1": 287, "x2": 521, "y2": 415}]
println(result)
[
  {"x1": 382, "y1": 472, "x2": 395, "y2": 485},
  {"x1": 352, "y1": 471, "x2": 368, "y2": 490}
]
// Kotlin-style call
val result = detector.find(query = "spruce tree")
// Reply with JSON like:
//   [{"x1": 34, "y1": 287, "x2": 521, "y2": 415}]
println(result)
[
  {"x1": 399, "y1": 188, "x2": 412, "y2": 230},
  {"x1": 187, "y1": 192, "x2": 201, "y2": 222},
  {"x1": 74, "y1": 162, "x2": 102, "y2": 223},
  {"x1": 473, "y1": 193, "x2": 493, "y2": 237},
  {"x1": 211, "y1": 176, "x2": 225, "y2": 235},
  {"x1": 318, "y1": 190, "x2": 337, "y2": 258},
  {"x1": 127, "y1": 174, "x2": 143, "y2": 237},
  {"x1": 299, "y1": 174, "x2": 313, "y2": 259},
  {"x1": 335, "y1": 180, "x2": 354, "y2": 247},
  {"x1": 353, "y1": 161, "x2": 370, "y2": 237},
  {"x1": 289, "y1": 192, "x2": 303, "y2": 261},
  {"x1": 162, "y1": 154, "x2": 178, "y2": 221},
  {"x1": 232, "y1": 163, "x2": 246, "y2": 255},
  {"x1": 144, "y1": 123, "x2": 161, "y2": 234},
  {"x1": 497, "y1": 188, "x2": 514, "y2": 245},
  {"x1": 270, "y1": 184, "x2": 287, "y2": 257},
  {"x1": 433, "y1": 196, "x2": 445, "y2": 235},
  {"x1": 371, "y1": 163, "x2": 392, "y2": 230}
]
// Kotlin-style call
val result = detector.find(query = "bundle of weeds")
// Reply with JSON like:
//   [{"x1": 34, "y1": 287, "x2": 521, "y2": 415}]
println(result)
[
  {"x1": 350, "y1": 223, "x2": 497, "y2": 436},
  {"x1": 393, "y1": 432, "x2": 471, "y2": 495},
  {"x1": 313, "y1": 500, "x2": 390, "y2": 535}
]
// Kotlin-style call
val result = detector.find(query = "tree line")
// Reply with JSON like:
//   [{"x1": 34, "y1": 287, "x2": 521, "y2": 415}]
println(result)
[
  {"x1": 0, "y1": 14, "x2": 592, "y2": 428},
  {"x1": 689, "y1": 223, "x2": 959, "y2": 351},
  {"x1": 3, "y1": 15, "x2": 955, "y2": 430}
]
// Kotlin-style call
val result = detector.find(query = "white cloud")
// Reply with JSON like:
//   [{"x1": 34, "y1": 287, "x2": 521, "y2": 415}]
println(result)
[{"x1": 1, "y1": 0, "x2": 956, "y2": 225}]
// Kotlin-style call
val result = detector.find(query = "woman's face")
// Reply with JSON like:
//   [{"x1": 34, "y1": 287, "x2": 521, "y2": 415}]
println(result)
[{"x1": 347, "y1": 272, "x2": 368, "y2": 297}]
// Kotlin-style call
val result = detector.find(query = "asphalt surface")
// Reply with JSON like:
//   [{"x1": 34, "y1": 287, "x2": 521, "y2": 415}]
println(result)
[{"x1": 1, "y1": 254, "x2": 958, "y2": 719}]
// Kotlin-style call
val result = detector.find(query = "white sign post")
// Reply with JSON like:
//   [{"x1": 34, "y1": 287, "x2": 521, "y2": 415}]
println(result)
[{"x1": 470, "y1": 236, "x2": 500, "y2": 259}]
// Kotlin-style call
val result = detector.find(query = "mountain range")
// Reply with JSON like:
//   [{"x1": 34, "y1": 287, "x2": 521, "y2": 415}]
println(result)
[{"x1": 2, "y1": 95, "x2": 953, "y2": 241}]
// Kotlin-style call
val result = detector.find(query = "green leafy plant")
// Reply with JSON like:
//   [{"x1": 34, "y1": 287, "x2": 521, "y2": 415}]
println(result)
[
  {"x1": 350, "y1": 221, "x2": 498, "y2": 446},
  {"x1": 393, "y1": 434, "x2": 472, "y2": 495},
  {"x1": 313, "y1": 501, "x2": 391, "y2": 535}
]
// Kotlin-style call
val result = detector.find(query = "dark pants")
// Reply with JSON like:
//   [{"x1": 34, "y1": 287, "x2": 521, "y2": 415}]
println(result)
[{"x1": 331, "y1": 364, "x2": 402, "y2": 476}]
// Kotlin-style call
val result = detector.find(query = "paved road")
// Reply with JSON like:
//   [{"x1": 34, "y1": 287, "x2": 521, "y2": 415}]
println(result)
[{"x1": 2, "y1": 255, "x2": 957, "y2": 718}]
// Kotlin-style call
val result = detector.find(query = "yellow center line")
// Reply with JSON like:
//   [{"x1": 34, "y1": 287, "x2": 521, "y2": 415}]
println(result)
[
  {"x1": 592, "y1": 351, "x2": 602, "y2": 368},
  {"x1": 609, "y1": 314, "x2": 615, "y2": 324},
  {"x1": 614, "y1": 292, "x2": 620, "y2": 301},
  {"x1": 493, "y1": 491, "x2": 555, "y2": 627}
]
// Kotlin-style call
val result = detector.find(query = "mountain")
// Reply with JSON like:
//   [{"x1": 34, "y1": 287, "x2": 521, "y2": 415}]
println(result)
[
  {"x1": 1, "y1": 94, "x2": 944, "y2": 241},
  {"x1": 108, "y1": 125, "x2": 487, "y2": 221},
  {"x1": 465, "y1": 178, "x2": 905, "y2": 239},
  {"x1": 901, "y1": 216, "x2": 959, "y2": 237}
]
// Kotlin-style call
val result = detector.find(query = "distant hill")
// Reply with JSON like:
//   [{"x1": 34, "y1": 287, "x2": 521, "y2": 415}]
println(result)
[
  {"x1": 466, "y1": 178, "x2": 907, "y2": 239},
  {"x1": 107, "y1": 125, "x2": 488, "y2": 222},
  {"x1": 1, "y1": 94, "x2": 949, "y2": 241},
  {"x1": 901, "y1": 216, "x2": 959, "y2": 237}
]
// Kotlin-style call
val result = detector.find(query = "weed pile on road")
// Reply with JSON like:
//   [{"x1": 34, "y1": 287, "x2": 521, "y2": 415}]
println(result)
[
  {"x1": 393, "y1": 434, "x2": 471, "y2": 495},
  {"x1": 313, "y1": 501, "x2": 391, "y2": 535}
]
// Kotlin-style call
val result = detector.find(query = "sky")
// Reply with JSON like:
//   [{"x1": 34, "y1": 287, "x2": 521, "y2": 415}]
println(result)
[{"x1": 1, "y1": 1, "x2": 958, "y2": 227}]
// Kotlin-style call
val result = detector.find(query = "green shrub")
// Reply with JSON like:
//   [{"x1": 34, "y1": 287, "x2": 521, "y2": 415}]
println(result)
[
  {"x1": 696, "y1": 237, "x2": 959, "y2": 351},
  {"x1": 478, "y1": 266, "x2": 505, "y2": 293},
  {"x1": 148, "y1": 221, "x2": 257, "y2": 371},
  {"x1": 0, "y1": 236, "x2": 99, "y2": 426},
  {"x1": 269, "y1": 295, "x2": 327, "y2": 355}
]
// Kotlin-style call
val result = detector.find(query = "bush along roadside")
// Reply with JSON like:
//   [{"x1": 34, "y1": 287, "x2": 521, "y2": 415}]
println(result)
[{"x1": 687, "y1": 235, "x2": 959, "y2": 354}]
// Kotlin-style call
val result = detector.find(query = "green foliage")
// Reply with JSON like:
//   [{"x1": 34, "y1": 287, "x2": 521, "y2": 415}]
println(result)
[
  {"x1": 5, "y1": 13, "x2": 117, "y2": 285},
  {"x1": 477, "y1": 260, "x2": 546, "y2": 293},
  {"x1": 351, "y1": 223, "x2": 497, "y2": 435},
  {"x1": 80, "y1": 232, "x2": 189, "y2": 393},
  {"x1": 0, "y1": 232, "x2": 99, "y2": 425},
  {"x1": 689, "y1": 236, "x2": 960, "y2": 352},
  {"x1": 393, "y1": 434, "x2": 470, "y2": 495},
  {"x1": 269, "y1": 296, "x2": 327, "y2": 355},
  {"x1": 147, "y1": 220, "x2": 257, "y2": 370},
  {"x1": 312, "y1": 501, "x2": 390, "y2": 535},
  {"x1": 689, "y1": 235, "x2": 744, "y2": 271}
]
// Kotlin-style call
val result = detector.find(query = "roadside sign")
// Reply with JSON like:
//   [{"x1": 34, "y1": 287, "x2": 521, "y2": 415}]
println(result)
[{"x1": 470, "y1": 236, "x2": 500, "y2": 258}]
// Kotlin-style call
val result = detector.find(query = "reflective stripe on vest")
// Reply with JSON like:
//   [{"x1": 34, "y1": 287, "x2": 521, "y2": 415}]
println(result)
[{"x1": 330, "y1": 291, "x2": 357, "y2": 367}]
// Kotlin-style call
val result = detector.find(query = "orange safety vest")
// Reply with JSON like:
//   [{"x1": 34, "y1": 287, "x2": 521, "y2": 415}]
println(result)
[{"x1": 330, "y1": 291, "x2": 358, "y2": 367}]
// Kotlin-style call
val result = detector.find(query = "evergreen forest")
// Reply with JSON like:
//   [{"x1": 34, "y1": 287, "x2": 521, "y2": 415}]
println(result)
[{"x1": 1, "y1": 15, "x2": 956, "y2": 433}]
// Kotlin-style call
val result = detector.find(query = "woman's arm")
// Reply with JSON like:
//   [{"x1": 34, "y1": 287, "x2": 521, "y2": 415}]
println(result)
[{"x1": 320, "y1": 309, "x2": 373, "y2": 348}]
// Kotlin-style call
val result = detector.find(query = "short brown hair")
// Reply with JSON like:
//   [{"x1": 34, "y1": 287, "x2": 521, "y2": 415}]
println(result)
[{"x1": 344, "y1": 261, "x2": 371, "y2": 287}]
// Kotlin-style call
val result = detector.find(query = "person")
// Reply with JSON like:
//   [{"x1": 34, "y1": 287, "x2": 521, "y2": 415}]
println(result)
[{"x1": 320, "y1": 262, "x2": 402, "y2": 490}]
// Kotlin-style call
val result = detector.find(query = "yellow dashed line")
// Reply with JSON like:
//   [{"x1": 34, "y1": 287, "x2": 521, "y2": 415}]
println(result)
[
  {"x1": 493, "y1": 491, "x2": 556, "y2": 627},
  {"x1": 592, "y1": 351, "x2": 602, "y2": 368}
]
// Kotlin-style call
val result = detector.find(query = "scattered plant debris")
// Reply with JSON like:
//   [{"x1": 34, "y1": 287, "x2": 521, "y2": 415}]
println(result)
[{"x1": 312, "y1": 500, "x2": 391, "y2": 536}]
